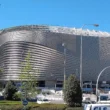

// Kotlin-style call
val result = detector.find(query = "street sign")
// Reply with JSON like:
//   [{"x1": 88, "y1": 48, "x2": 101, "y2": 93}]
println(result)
[{"x1": 22, "y1": 100, "x2": 28, "y2": 106}]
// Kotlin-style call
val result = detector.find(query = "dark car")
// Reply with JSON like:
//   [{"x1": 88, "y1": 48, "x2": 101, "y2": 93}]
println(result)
[{"x1": 27, "y1": 97, "x2": 37, "y2": 102}]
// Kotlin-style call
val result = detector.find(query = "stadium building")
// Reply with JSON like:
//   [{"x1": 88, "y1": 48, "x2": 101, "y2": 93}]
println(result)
[{"x1": 0, "y1": 25, "x2": 110, "y2": 87}]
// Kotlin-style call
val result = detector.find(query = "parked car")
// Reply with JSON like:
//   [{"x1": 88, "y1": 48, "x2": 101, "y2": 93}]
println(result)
[
  {"x1": 82, "y1": 98, "x2": 96, "y2": 107},
  {"x1": 0, "y1": 96, "x2": 4, "y2": 100},
  {"x1": 82, "y1": 100, "x2": 91, "y2": 107},
  {"x1": 99, "y1": 83, "x2": 110, "y2": 92},
  {"x1": 84, "y1": 104, "x2": 110, "y2": 110},
  {"x1": 27, "y1": 97, "x2": 37, "y2": 102},
  {"x1": 37, "y1": 98, "x2": 50, "y2": 104},
  {"x1": 97, "y1": 94, "x2": 110, "y2": 104}
]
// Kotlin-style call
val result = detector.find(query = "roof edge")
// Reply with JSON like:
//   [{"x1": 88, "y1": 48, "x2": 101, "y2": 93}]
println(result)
[{"x1": 0, "y1": 25, "x2": 110, "y2": 37}]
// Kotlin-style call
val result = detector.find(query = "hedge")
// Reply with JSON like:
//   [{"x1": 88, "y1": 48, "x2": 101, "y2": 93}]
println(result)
[{"x1": 0, "y1": 101, "x2": 83, "y2": 110}]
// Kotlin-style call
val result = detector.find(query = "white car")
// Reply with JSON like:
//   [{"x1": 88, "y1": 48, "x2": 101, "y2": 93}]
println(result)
[
  {"x1": 37, "y1": 99, "x2": 50, "y2": 104},
  {"x1": 84, "y1": 104, "x2": 110, "y2": 110},
  {"x1": 97, "y1": 94, "x2": 110, "y2": 104}
]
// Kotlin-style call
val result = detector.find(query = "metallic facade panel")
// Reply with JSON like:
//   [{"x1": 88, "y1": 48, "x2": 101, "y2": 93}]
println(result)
[
  {"x1": 0, "y1": 26, "x2": 77, "y2": 82},
  {"x1": 0, "y1": 25, "x2": 110, "y2": 82}
]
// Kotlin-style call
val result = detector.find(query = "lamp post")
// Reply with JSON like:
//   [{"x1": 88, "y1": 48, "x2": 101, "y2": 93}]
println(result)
[
  {"x1": 62, "y1": 43, "x2": 66, "y2": 89},
  {"x1": 96, "y1": 66, "x2": 110, "y2": 99},
  {"x1": 80, "y1": 24, "x2": 99, "y2": 89},
  {"x1": 50, "y1": 73, "x2": 57, "y2": 90}
]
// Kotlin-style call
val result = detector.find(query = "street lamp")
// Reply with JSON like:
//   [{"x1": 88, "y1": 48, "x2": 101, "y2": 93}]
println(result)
[
  {"x1": 80, "y1": 24, "x2": 99, "y2": 89},
  {"x1": 62, "y1": 43, "x2": 66, "y2": 89},
  {"x1": 50, "y1": 73, "x2": 57, "y2": 90},
  {"x1": 96, "y1": 66, "x2": 110, "y2": 100}
]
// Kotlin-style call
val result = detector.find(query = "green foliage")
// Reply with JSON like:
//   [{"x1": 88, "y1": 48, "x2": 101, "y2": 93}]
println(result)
[
  {"x1": 0, "y1": 101, "x2": 67, "y2": 110},
  {"x1": 13, "y1": 92, "x2": 22, "y2": 101},
  {"x1": 19, "y1": 51, "x2": 38, "y2": 99},
  {"x1": 0, "y1": 105, "x2": 30, "y2": 110},
  {"x1": 66, "y1": 107, "x2": 83, "y2": 110},
  {"x1": 3, "y1": 81, "x2": 17, "y2": 100},
  {"x1": 0, "y1": 101, "x2": 83, "y2": 110},
  {"x1": 0, "y1": 100, "x2": 22, "y2": 105},
  {"x1": 63, "y1": 74, "x2": 82, "y2": 107}
]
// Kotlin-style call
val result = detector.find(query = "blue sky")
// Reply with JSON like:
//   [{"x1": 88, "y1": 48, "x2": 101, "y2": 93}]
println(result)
[{"x1": 0, "y1": 0, "x2": 110, "y2": 32}]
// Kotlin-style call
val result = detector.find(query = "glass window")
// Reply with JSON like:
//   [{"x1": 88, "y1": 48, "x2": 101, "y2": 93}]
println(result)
[
  {"x1": 100, "y1": 96, "x2": 108, "y2": 101},
  {"x1": 83, "y1": 85, "x2": 86, "y2": 88},
  {"x1": 87, "y1": 85, "x2": 91, "y2": 88},
  {"x1": 92, "y1": 85, "x2": 96, "y2": 88},
  {"x1": 43, "y1": 99, "x2": 48, "y2": 101}
]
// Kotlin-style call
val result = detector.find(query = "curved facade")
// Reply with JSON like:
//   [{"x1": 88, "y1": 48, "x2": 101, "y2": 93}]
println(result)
[
  {"x1": 0, "y1": 25, "x2": 79, "y2": 87},
  {"x1": 0, "y1": 25, "x2": 110, "y2": 86}
]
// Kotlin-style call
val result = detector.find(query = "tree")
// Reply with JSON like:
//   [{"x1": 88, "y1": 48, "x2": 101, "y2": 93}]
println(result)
[
  {"x1": 3, "y1": 80, "x2": 17, "y2": 100},
  {"x1": 63, "y1": 74, "x2": 82, "y2": 107},
  {"x1": 19, "y1": 51, "x2": 38, "y2": 100}
]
